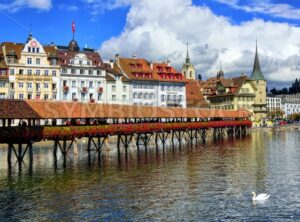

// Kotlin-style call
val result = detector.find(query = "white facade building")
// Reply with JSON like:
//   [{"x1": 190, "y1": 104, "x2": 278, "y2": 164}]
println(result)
[
  {"x1": 116, "y1": 56, "x2": 187, "y2": 107},
  {"x1": 57, "y1": 40, "x2": 106, "y2": 103},
  {"x1": 266, "y1": 96, "x2": 282, "y2": 111}
]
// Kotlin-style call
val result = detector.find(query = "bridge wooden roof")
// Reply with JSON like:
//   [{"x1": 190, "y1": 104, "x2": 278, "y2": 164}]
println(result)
[{"x1": 0, "y1": 100, "x2": 251, "y2": 119}]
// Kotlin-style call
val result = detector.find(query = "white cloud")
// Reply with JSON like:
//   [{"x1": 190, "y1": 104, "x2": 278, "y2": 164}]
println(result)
[
  {"x1": 0, "y1": 0, "x2": 51, "y2": 12},
  {"x1": 215, "y1": 0, "x2": 300, "y2": 20},
  {"x1": 93, "y1": 0, "x2": 300, "y2": 83}
]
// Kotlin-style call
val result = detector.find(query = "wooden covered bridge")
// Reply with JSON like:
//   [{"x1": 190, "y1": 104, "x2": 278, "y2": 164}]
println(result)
[{"x1": 0, "y1": 100, "x2": 252, "y2": 164}]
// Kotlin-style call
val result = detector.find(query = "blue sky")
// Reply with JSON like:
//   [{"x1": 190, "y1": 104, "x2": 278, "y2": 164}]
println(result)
[{"x1": 1, "y1": 0, "x2": 300, "y2": 87}]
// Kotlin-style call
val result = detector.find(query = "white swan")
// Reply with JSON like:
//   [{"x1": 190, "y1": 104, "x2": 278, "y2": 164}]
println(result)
[{"x1": 252, "y1": 192, "x2": 270, "y2": 201}]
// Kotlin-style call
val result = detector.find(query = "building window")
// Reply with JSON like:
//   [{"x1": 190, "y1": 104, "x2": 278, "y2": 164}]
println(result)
[
  {"x1": 161, "y1": 85, "x2": 165, "y2": 91},
  {"x1": 52, "y1": 83, "x2": 57, "y2": 90},
  {"x1": 51, "y1": 59, "x2": 57, "y2": 66},
  {"x1": 112, "y1": 85, "x2": 116, "y2": 92},
  {"x1": 27, "y1": 58, "x2": 32, "y2": 64},
  {"x1": 0, "y1": 82, "x2": 5, "y2": 87},
  {"x1": 19, "y1": 94, "x2": 24, "y2": 99},
  {"x1": 28, "y1": 47, "x2": 31, "y2": 52},
  {"x1": 18, "y1": 83, "x2": 24, "y2": 88},
  {"x1": 36, "y1": 70, "x2": 40, "y2": 75},
  {"x1": 44, "y1": 94, "x2": 49, "y2": 100},
  {"x1": 44, "y1": 83, "x2": 49, "y2": 88},
  {"x1": 122, "y1": 95, "x2": 127, "y2": 101},
  {"x1": 62, "y1": 68, "x2": 67, "y2": 73},
  {"x1": 81, "y1": 81, "x2": 85, "y2": 87},
  {"x1": 112, "y1": 95, "x2": 116, "y2": 101},
  {"x1": 97, "y1": 93, "x2": 102, "y2": 101},
  {"x1": 10, "y1": 69, "x2": 15, "y2": 75},
  {"x1": 89, "y1": 81, "x2": 93, "y2": 88},
  {"x1": 161, "y1": 95, "x2": 165, "y2": 101},
  {"x1": 71, "y1": 68, "x2": 75, "y2": 74},
  {"x1": 27, "y1": 69, "x2": 32, "y2": 75},
  {"x1": 80, "y1": 69, "x2": 84, "y2": 75},
  {"x1": 36, "y1": 48, "x2": 40, "y2": 53},
  {"x1": 72, "y1": 93, "x2": 76, "y2": 100},
  {"x1": 44, "y1": 70, "x2": 49, "y2": 76},
  {"x1": 81, "y1": 93, "x2": 85, "y2": 100},
  {"x1": 36, "y1": 58, "x2": 40, "y2": 65},
  {"x1": 27, "y1": 83, "x2": 32, "y2": 88},
  {"x1": 123, "y1": 85, "x2": 127, "y2": 92},
  {"x1": 89, "y1": 70, "x2": 93, "y2": 75},
  {"x1": 72, "y1": 81, "x2": 76, "y2": 88},
  {"x1": 133, "y1": 93, "x2": 137, "y2": 99},
  {"x1": 52, "y1": 94, "x2": 57, "y2": 100},
  {"x1": 9, "y1": 93, "x2": 14, "y2": 99},
  {"x1": 52, "y1": 70, "x2": 56, "y2": 76}
]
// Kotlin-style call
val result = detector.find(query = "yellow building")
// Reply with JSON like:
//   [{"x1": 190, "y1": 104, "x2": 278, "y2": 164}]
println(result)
[
  {"x1": 207, "y1": 75, "x2": 257, "y2": 112},
  {"x1": 2, "y1": 33, "x2": 60, "y2": 100},
  {"x1": 0, "y1": 45, "x2": 9, "y2": 98}
]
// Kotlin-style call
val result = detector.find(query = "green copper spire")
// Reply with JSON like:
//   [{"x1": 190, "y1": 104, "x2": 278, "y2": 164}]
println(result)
[
  {"x1": 186, "y1": 43, "x2": 190, "y2": 64},
  {"x1": 251, "y1": 41, "x2": 265, "y2": 81}
]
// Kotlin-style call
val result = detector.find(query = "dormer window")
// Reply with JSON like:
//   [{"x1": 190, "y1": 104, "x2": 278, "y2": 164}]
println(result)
[
  {"x1": 166, "y1": 67, "x2": 171, "y2": 72},
  {"x1": 8, "y1": 57, "x2": 15, "y2": 64},
  {"x1": 137, "y1": 64, "x2": 142, "y2": 69},
  {"x1": 28, "y1": 47, "x2": 31, "y2": 53},
  {"x1": 36, "y1": 48, "x2": 40, "y2": 53},
  {"x1": 50, "y1": 58, "x2": 57, "y2": 66},
  {"x1": 130, "y1": 64, "x2": 135, "y2": 69}
]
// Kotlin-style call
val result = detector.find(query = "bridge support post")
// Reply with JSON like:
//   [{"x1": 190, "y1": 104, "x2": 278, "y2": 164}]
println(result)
[
  {"x1": 87, "y1": 136, "x2": 107, "y2": 153},
  {"x1": 200, "y1": 129, "x2": 207, "y2": 143},
  {"x1": 7, "y1": 142, "x2": 34, "y2": 164}
]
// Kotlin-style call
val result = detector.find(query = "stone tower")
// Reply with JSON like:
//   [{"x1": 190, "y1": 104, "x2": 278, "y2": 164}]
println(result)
[
  {"x1": 250, "y1": 41, "x2": 267, "y2": 123},
  {"x1": 181, "y1": 43, "x2": 196, "y2": 80}
]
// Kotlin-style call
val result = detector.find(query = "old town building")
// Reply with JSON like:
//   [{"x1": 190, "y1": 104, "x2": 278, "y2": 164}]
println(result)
[
  {"x1": 207, "y1": 75, "x2": 257, "y2": 112},
  {"x1": 0, "y1": 45, "x2": 9, "y2": 99},
  {"x1": 105, "y1": 62, "x2": 131, "y2": 105},
  {"x1": 1, "y1": 33, "x2": 60, "y2": 100},
  {"x1": 115, "y1": 55, "x2": 187, "y2": 107},
  {"x1": 57, "y1": 37, "x2": 107, "y2": 103}
]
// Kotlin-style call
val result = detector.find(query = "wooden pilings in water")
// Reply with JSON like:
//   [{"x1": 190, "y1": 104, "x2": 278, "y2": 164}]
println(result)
[{"x1": 7, "y1": 142, "x2": 33, "y2": 164}]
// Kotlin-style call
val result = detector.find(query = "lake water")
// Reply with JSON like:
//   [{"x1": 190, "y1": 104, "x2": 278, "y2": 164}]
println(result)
[{"x1": 0, "y1": 129, "x2": 300, "y2": 221}]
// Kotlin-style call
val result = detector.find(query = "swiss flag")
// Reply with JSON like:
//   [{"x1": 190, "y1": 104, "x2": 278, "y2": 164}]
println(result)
[{"x1": 72, "y1": 21, "x2": 75, "y2": 33}]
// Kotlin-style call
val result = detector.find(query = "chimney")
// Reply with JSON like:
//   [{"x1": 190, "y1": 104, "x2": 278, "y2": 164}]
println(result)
[
  {"x1": 167, "y1": 60, "x2": 171, "y2": 67},
  {"x1": 115, "y1": 54, "x2": 120, "y2": 66},
  {"x1": 109, "y1": 59, "x2": 114, "y2": 69},
  {"x1": 150, "y1": 61, "x2": 153, "y2": 70},
  {"x1": 132, "y1": 54, "x2": 137, "y2": 59}
]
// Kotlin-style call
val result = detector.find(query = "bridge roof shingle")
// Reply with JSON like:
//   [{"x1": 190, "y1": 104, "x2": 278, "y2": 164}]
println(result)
[{"x1": 0, "y1": 100, "x2": 251, "y2": 119}]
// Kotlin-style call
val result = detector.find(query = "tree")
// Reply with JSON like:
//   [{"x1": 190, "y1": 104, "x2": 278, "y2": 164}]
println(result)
[{"x1": 270, "y1": 87, "x2": 277, "y2": 95}]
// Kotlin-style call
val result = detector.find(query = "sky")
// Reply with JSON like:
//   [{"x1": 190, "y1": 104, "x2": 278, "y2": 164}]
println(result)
[{"x1": 1, "y1": 0, "x2": 300, "y2": 88}]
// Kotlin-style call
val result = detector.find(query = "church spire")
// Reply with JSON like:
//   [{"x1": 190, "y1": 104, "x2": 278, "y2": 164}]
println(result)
[
  {"x1": 186, "y1": 43, "x2": 190, "y2": 64},
  {"x1": 251, "y1": 40, "x2": 265, "y2": 81},
  {"x1": 26, "y1": 24, "x2": 33, "y2": 42}
]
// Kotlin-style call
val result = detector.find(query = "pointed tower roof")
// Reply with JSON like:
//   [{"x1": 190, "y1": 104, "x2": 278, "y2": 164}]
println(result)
[
  {"x1": 251, "y1": 41, "x2": 265, "y2": 81},
  {"x1": 186, "y1": 43, "x2": 190, "y2": 64}
]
